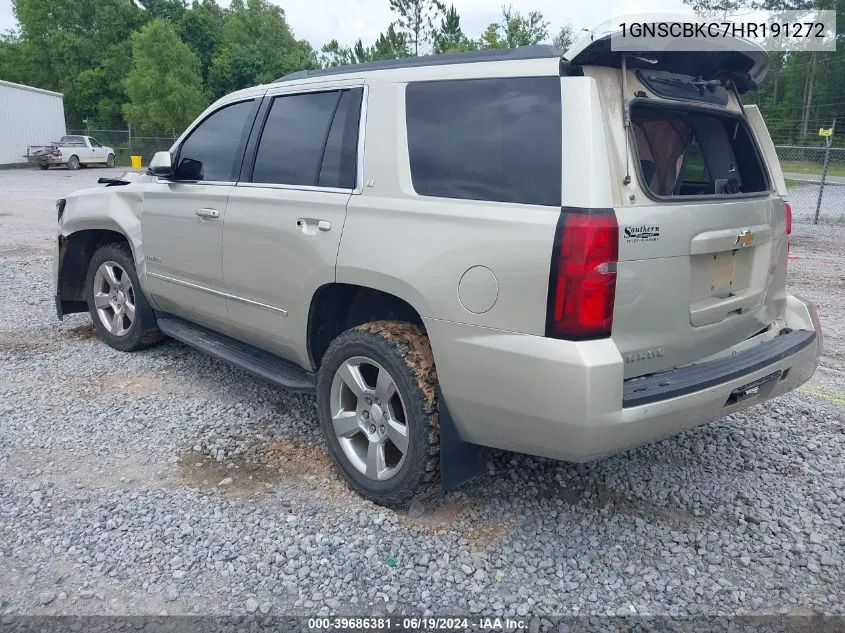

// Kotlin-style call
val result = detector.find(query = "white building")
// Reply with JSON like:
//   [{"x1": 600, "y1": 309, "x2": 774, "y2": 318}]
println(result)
[{"x1": 0, "y1": 79, "x2": 66, "y2": 167}]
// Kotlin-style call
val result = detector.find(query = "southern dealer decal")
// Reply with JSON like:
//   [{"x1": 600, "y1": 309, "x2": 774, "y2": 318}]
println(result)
[{"x1": 624, "y1": 224, "x2": 660, "y2": 243}]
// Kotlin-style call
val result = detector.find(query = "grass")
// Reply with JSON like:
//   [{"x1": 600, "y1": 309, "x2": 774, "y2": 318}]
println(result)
[{"x1": 779, "y1": 160, "x2": 845, "y2": 178}]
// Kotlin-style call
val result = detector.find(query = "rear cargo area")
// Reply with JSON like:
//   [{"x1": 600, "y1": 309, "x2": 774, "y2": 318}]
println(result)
[{"x1": 582, "y1": 67, "x2": 790, "y2": 379}]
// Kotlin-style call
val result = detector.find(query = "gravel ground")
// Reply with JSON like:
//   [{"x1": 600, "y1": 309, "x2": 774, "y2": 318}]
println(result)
[{"x1": 0, "y1": 168, "x2": 843, "y2": 623}]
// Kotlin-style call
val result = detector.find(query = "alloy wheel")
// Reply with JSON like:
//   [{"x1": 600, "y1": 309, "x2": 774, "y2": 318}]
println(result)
[
  {"x1": 92, "y1": 261, "x2": 135, "y2": 337},
  {"x1": 329, "y1": 356, "x2": 409, "y2": 481}
]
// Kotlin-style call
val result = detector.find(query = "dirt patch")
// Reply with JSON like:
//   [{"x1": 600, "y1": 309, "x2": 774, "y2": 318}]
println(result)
[
  {"x1": 68, "y1": 372, "x2": 168, "y2": 397},
  {"x1": 178, "y1": 441, "x2": 333, "y2": 495},
  {"x1": 0, "y1": 244, "x2": 51, "y2": 257},
  {"x1": 178, "y1": 451, "x2": 271, "y2": 494},
  {"x1": 0, "y1": 331, "x2": 53, "y2": 357},
  {"x1": 62, "y1": 324, "x2": 99, "y2": 341},
  {"x1": 401, "y1": 500, "x2": 516, "y2": 550},
  {"x1": 260, "y1": 441, "x2": 333, "y2": 476}
]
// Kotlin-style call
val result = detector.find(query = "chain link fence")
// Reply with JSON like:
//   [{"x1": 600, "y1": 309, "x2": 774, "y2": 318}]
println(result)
[
  {"x1": 775, "y1": 145, "x2": 845, "y2": 225},
  {"x1": 68, "y1": 129, "x2": 177, "y2": 169}
]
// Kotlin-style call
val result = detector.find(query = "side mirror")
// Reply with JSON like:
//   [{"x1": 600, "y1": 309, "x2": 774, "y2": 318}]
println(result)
[{"x1": 147, "y1": 151, "x2": 173, "y2": 178}]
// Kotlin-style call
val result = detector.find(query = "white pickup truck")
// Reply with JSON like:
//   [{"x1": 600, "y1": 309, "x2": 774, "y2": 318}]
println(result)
[{"x1": 25, "y1": 135, "x2": 116, "y2": 170}]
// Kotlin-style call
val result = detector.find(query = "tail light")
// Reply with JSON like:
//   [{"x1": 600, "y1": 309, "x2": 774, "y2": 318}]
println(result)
[
  {"x1": 546, "y1": 211, "x2": 619, "y2": 339},
  {"x1": 784, "y1": 200, "x2": 792, "y2": 252}
]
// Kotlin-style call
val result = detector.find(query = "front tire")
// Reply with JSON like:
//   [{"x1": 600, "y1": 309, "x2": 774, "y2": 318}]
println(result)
[
  {"x1": 316, "y1": 321, "x2": 440, "y2": 507},
  {"x1": 106, "y1": 154, "x2": 115, "y2": 168},
  {"x1": 85, "y1": 242, "x2": 162, "y2": 352}
]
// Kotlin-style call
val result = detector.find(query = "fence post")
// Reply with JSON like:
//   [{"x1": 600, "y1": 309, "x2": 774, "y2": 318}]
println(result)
[
  {"x1": 128, "y1": 123, "x2": 133, "y2": 158},
  {"x1": 814, "y1": 117, "x2": 836, "y2": 225}
]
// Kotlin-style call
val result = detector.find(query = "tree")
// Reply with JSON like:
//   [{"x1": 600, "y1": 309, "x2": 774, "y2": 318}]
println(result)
[
  {"x1": 682, "y1": 0, "x2": 749, "y2": 17},
  {"x1": 434, "y1": 4, "x2": 475, "y2": 53},
  {"x1": 123, "y1": 18, "x2": 207, "y2": 134},
  {"x1": 371, "y1": 24, "x2": 413, "y2": 60},
  {"x1": 389, "y1": 0, "x2": 445, "y2": 55},
  {"x1": 320, "y1": 39, "x2": 356, "y2": 67},
  {"x1": 178, "y1": 0, "x2": 225, "y2": 81},
  {"x1": 478, "y1": 5, "x2": 549, "y2": 49},
  {"x1": 10, "y1": 0, "x2": 146, "y2": 125},
  {"x1": 207, "y1": 0, "x2": 316, "y2": 96},
  {"x1": 552, "y1": 23, "x2": 574, "y2": 52}
]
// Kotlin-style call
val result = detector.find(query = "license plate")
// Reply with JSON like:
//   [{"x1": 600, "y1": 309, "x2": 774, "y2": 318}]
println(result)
[{"x1": 708, "y1": 251, "x2": 737, "y2": 292}]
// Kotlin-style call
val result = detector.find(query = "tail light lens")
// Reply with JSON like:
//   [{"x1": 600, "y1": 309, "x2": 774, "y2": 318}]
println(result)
[
  {"x1": 784, "y1": 200, "x2": 792, "y2": 252},
  {"x1": 546, "y1": 211, "x2": 619, "y2": 339}
]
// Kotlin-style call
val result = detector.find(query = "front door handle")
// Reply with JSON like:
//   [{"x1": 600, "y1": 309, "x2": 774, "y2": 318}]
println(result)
[
  {"x1": 296, "y1": 218, "x2": 331, "y2": 234},
  {"x1": 195, "y1": 208, "x2": 220, "y2": 219}
]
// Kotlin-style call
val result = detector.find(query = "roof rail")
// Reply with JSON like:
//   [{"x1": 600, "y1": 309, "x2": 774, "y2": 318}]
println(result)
[{"x1": 274, "y1": 45, "x2": 561, "y2": 83}]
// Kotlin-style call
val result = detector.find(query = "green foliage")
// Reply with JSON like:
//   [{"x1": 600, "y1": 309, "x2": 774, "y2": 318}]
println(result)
[
  {"x1": 389, "y1": 0, "x2": 445, "y2": 55},
  {"x1": 478, "y1": 4, "x2": 549, "y2": 49},
  {"x1": 207, "y1": 0, "x2": 316, "y2": 96},
  {"x1": 552, "y1": 23, "x2": 574, "y2": 52},
  {"x1": 434, "y1": 5, "x2": 476, "y2": 53},
  {"x1": 177, "y1": 0, "x2": 224, "y2": 80},
  {"x1": 123, "y1": 19, "x2": 207, "y2": 134}
]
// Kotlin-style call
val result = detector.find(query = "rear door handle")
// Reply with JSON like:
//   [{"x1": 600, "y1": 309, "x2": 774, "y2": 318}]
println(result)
[{"x1": 195, "y1": 208, "x2": 220, "y2": 219}]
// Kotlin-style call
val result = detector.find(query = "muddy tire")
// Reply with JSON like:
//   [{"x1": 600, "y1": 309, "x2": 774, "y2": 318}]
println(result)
[
  {"x1": 67, "y1": 155, "x2": 80, "y2": 170},
  {"x1": 316, "y1": 321, "x2": 440, "y2": 507},
  {"x1": 85, "y1": 242, "x2": 163, "y2": 352}
]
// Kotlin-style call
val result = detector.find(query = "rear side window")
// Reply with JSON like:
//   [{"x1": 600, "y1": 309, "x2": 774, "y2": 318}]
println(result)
[
  {"x1": 176, "y1": 99, "x2": 255, "y2": 182},
  {"x1": 251, "y1": 88, "x2": 362, "y2": 189},
  {"x1": 406, "y1": 77, "x2": 561, "y2": 206}
]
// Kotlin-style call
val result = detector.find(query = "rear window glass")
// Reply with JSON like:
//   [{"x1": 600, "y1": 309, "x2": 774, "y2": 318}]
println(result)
[
  {"x1": 406, "y1": 77, "x2": 561, "y2": 206},
  {"x1": 632, "y1": 103, "x2": 768, "y2": 197}
]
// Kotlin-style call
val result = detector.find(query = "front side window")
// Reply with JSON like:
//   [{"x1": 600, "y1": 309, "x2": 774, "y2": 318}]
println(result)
[
  {"x1": 251, "y1": 88, "x2": 362, "y2": 188},
  {"x1": 89, "y1": 138, "x2": 102, "y2": 147},
  {"x1": 176, "y1": 99, "x2": 254, "y2": 182},
  {"x1": 405, "y1": 77, "x2": 562, "y2": 206}
]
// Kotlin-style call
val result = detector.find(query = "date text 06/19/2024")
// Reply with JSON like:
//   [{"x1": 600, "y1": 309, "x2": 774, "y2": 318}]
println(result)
[{"x1": 307, "y1": 616, "x2": 527, "y2": 631}]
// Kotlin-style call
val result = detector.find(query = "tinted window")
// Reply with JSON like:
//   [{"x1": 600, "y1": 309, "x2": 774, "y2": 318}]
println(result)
[
  {"x1": 60, "y1": 136, "x2": 85, "y2": 146},
  {"x1": 249, "y1": 90, "x2": 362, "y2": 188},
  {"x1": 89, "y1": 137, "x2": 102, "y2": 147},
  {"x1": 318, "y1": 89, "x2": 363, "y2": 189},
  {"x1": 176, "y1": 100, "x2": 254, "y2": 182},
  {"x1": 406, "y1": 77, "x2": 561, "y2": 206}
]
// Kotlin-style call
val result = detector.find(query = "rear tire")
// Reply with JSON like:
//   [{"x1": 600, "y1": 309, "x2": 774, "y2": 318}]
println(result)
[
  {"x1": 38, "y1": 164, "x2": 49, "y2": 170},
  {"x1": 85, "y1": 242, "x2": 163, "y2": 352},
  {"x1": 67, "y1": 155, "x2": 80, "y2": 170},
  {"x1": 316, "y1": 321, "x2": 440, "y2": 507}
]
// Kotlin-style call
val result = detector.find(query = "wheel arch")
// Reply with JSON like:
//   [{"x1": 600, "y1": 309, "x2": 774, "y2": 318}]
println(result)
[
  {"x1": 307, "y1": 283, "x2": 425, "y2": 370},
  {"x1": 56, "y1": 228, "x2": 135, "y2": 318}
]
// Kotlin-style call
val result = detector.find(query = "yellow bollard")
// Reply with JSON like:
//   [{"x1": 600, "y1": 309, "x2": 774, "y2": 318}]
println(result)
[{"x1": 130, "y1": 155, "x2": 142, "y2": 169}]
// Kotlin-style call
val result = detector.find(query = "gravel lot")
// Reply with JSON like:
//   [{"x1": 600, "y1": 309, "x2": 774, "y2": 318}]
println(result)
[{"x1": 0, "y1": 168, "x2": 843, "y2": 623}]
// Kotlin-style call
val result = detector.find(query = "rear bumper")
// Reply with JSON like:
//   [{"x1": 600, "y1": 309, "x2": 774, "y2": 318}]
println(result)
[{"x1": 425, "y1": 294, "x2": 821, "y2": 462}]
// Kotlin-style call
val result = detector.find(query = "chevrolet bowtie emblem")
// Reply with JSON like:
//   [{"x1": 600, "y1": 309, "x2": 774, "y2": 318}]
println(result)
[{"x1": 736, "y1": 229, "x2": 755, "y2": 247}]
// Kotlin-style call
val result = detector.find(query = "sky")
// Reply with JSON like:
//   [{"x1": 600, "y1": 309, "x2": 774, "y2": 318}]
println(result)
[{"x1": 0, "y1": 0, "x2": 693, "y2": 50}]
